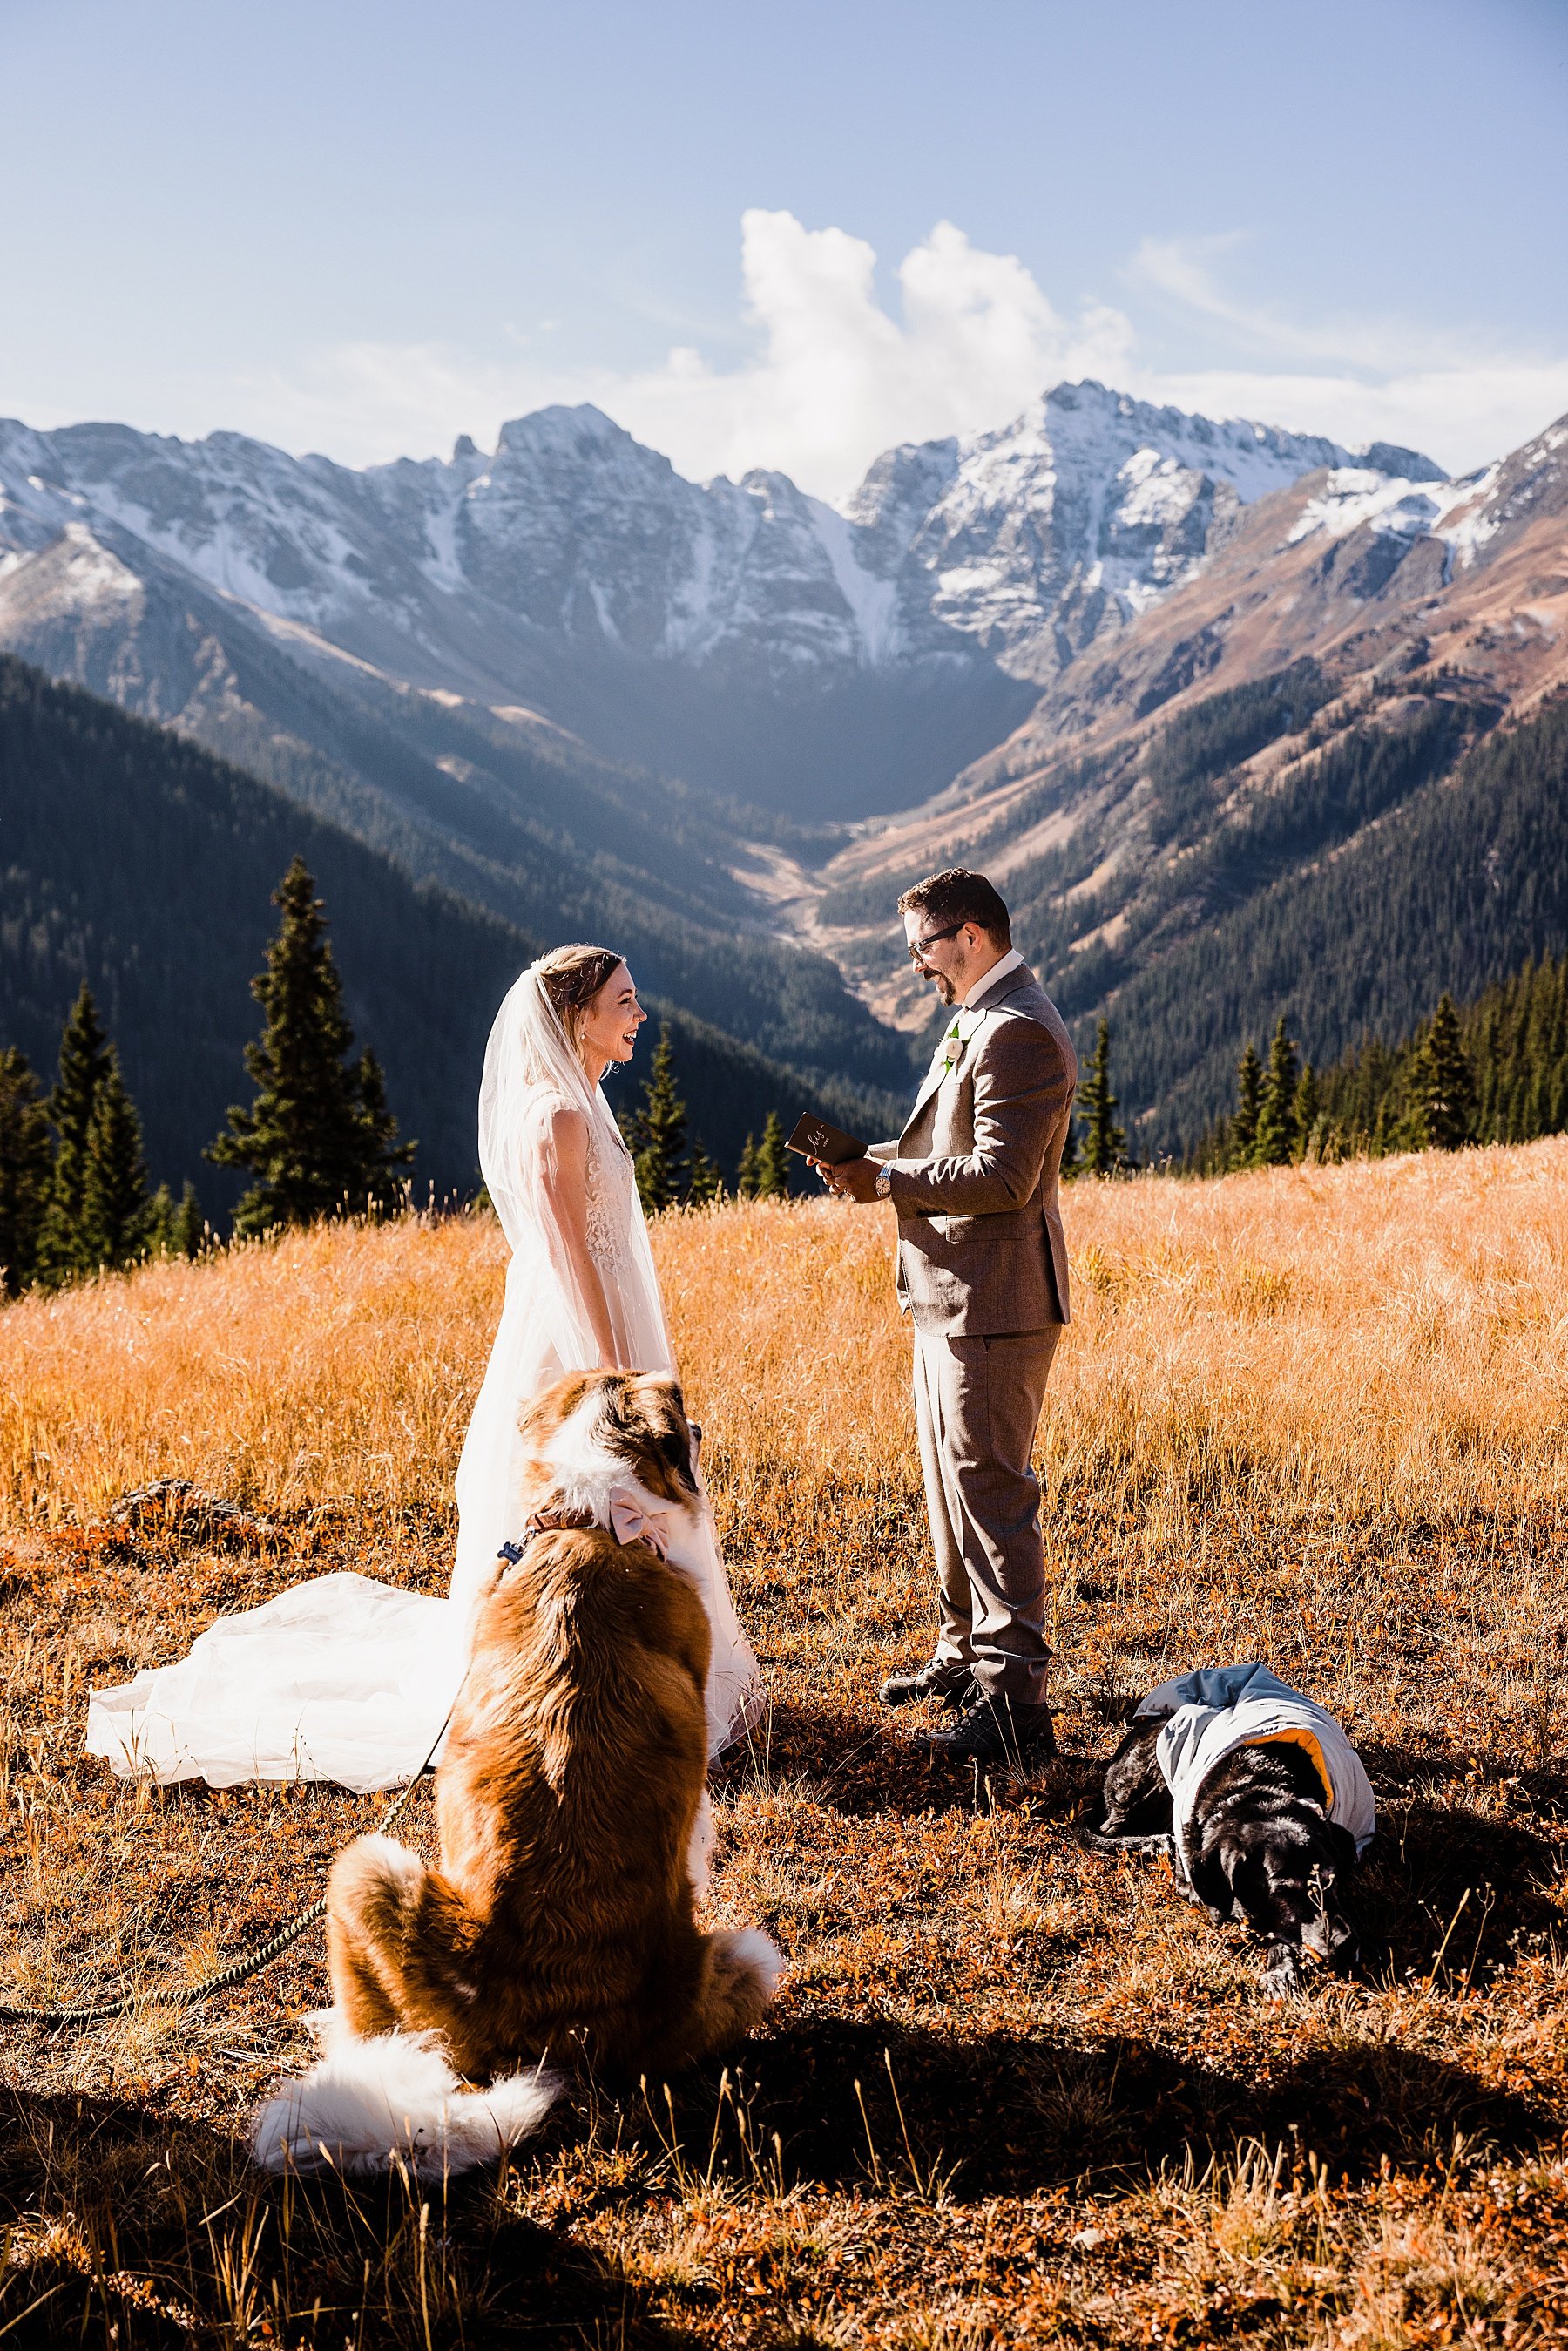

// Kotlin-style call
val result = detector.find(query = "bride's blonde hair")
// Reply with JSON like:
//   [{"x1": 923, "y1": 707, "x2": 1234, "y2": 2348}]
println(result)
[{"x1": 536, "y1": 944, "x2": 625, "y2": 1060}]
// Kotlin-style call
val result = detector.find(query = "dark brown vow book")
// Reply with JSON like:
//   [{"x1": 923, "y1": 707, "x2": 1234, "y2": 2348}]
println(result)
[{"x1": 786, "y1": 1112, "x2": 866, "y2": 1165}]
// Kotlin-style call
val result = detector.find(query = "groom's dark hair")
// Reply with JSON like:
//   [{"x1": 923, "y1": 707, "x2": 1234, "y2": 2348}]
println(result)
[{"x1": 898, "y1": 868, "x2": 1011, "y2": 948}]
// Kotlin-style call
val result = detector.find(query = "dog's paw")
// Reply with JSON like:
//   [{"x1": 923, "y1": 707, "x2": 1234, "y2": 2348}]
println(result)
[
  {"x1": 727, "y1": 1927, "x2": 785, "y2": 1998},
  {"x1": 1261, "y1": 1944, "x2": 1308, "y2": 2002}
]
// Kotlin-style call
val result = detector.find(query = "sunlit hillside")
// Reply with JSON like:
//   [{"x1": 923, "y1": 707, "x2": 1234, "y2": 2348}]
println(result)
[{"x1": 3, "y1": 1144, "x2": 1567, "y2": 2346}]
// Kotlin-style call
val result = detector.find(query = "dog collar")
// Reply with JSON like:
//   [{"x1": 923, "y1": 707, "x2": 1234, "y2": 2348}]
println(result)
[{"x1": 500, "y1": 1494, "x2": 671, "y2": 1566}]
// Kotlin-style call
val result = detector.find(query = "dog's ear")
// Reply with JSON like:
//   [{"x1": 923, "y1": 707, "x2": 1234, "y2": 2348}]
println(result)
[
  {"x1": 609, "y1": 1374, "x2": 699, "y2": 1499},
  {"x1": 1097, "y1": 1721, "x2": 1172, "y2": 1839},
  {"x1": 656, "y1": 1427, "x2": 699, "y2": 1493},
  {"x1": 650, "y1": 1379, "x2": 699, "y2": 1495},
  {"x1": 1308, "y1": 1819, "x2": 1362, "y2": 1975},
  {"x1": 1262, "y1": 1941, "x2": 1308, "y2": 2001},
  {"x1": 1184, "y1": 1827, "x2": 1239, "y2": 1924},
  {"x1": 517, "y1": 1370, "x2": 598, "y2": 1444},
  {"x1": 1321, "y1": 1819, "x2": 1359, "y2": 1877}
]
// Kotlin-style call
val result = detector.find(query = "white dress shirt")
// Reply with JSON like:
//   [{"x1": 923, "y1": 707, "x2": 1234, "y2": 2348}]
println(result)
[{"x1": 963, "y1": 946, "x2": 1024, "y2": 1007}]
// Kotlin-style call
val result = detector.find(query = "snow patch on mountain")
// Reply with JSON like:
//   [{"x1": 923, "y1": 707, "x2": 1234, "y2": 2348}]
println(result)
[
  {"x1": 29, "y1": 523, "x2": 142, "y2": 609},
  {"x1": 808, "y1": 500, "x2": 902, "y2": 664},
  {"x1": 1287, "y1": 459, "x2": 1512, "y2": 572}
]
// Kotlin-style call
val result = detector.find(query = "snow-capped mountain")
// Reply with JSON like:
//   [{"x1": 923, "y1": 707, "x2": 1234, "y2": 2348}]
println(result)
[
  {"x1": 842, "y1": 385, "x2": 1439, "y2": 681},
  {"x1": 0, "y1": 383, "x2": 1436, "y2": 814}
]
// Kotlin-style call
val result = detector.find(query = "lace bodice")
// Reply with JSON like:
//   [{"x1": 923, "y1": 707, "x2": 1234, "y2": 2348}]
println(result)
[{"x1": 584, "y1": 1115, "x2": 638, "y2": 1274}]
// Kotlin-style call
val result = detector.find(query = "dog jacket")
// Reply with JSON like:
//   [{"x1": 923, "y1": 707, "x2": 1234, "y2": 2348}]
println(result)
[{"x1": 1135, "y1": 1662, "x2": 1375, "y2": 1881}]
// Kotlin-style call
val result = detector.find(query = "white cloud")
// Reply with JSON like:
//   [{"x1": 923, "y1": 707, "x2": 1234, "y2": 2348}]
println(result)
[
  {"x1": 145, "y1": 213, "x2": 1568, "y2": 497},
  {"x1": 605, "y1": 212, "x2": 1135, "y2": 499},
  {"x1": 1127, "y1": 235, "x2": 1568, "y2": 470}
]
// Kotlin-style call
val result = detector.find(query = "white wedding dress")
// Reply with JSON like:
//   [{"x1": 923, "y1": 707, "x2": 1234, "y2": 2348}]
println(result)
[{"x1": 84, "y1": 966, "x2": 764, "y2": 1792}]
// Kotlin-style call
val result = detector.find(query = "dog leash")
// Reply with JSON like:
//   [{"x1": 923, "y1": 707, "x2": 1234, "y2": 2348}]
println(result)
[
  {"x1": 0, "y1": 1520, "x2": 576, "y2": 2031},
  {"x1": 0, "y1": 1698, "x2": 457, "y2": 2028}
]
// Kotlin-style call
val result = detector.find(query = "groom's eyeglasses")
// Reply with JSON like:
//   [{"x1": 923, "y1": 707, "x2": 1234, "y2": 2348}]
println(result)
[{"x1": 908, "y1": 922, "x2": 964, "y2": 965}]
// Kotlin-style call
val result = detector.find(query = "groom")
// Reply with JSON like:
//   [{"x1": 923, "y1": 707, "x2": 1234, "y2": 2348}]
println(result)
[{"x1": 819, "y1": 868, "x2": 1077, "y2": 1765}]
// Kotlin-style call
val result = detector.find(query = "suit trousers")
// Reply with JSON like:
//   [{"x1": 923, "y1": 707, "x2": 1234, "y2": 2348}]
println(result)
[{"x1": 912, "y1": 1325, "x2": 1059, "y2": 1706}]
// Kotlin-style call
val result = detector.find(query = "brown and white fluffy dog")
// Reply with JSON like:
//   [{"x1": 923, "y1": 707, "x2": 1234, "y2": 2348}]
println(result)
[{"x1": 253, "y1": 1372, "x2": 781, "y2": 2175}]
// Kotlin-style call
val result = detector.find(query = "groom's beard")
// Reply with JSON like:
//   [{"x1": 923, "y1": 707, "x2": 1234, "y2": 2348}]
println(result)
[{"x1": 928, "y1": 971, "x2": 959, "y2": 1006}]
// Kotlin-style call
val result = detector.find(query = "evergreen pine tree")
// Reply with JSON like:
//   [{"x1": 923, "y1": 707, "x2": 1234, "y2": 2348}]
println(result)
[
  {"x1": 1412, "y1": 992, "x2": 1474, "y2": 1150},
  {"x1": 1528, "y1": 1053, "x2": 1552, "y2": 1142},
  {"x1": 36, "y1": 983, "x2": 113, "y2": 1287},
  {"x1": 80, "y1": 1049, "x2": 155, "y2": 1270},
  {"x1": 1292, "y1": 1062, "x2": 1320, "y2": 1161},
  {"x1": 754, "y1": 1110, "x2": 789, "y2": 1199},
  {"x1": 1476, "y1": 1003, "x2": 1504, "y2": 1142},
  {"x1": 0, "y1": 1047, "x2": 54, "y2": 1297},
  {"x1": 621, "y1": 1024, "x2": 689, "y2": 1215},
  {"x1": 1230, "y1": 1041, "x2": 1263, "y2": 1169},
  {"x1": 1079, "y1": 1020, "x2": 1126, "y2": 1176},
  {"x1": 686, "y1": 1136, "x2": 723, "y2": 1205},
  {"x1": 1315, "y1": 952, "x2": 1568, "y2": 1158},
  {"x1": 1254, "y1": 1017, "x2": 1301, "y2": 1166},
  {"x1": 1189, "y1": 1117, "x2": 1232, "y2": 1178},
  {"x1": 207, "y1": 859, "x2": 415, "y2": 1236},
  {"x1": 149, "y1": 1181, "x2": 206, "y2": 1261},
  {"x1": 173, "y1": 1181, "x2": 206, "y2": 1257},
  {"x1": 354, "y1": 1050, "x2": 412, "y2": 1216},
  {"x1": 1370, "y1": 1097, "x2": 1395, "y2": 1157},
  {"x1": 735, "y1": 1135, "x2": 760, "y2": 1198}
]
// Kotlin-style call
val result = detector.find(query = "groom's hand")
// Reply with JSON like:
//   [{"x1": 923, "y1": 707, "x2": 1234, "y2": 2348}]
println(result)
[{"x1": 814, "y1": 1155, "x2": 883, "y2": 1203}]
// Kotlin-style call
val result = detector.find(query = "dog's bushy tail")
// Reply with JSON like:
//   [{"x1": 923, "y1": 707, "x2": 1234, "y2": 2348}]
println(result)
[{"x1": 251, "y1": 2011, "x2": 559, "y2": 2178}]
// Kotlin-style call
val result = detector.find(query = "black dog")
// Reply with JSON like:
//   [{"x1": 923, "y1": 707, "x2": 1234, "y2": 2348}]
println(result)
[{"x1": 1090, "y1": 1709, "x2": 1362, "y2": 1997}]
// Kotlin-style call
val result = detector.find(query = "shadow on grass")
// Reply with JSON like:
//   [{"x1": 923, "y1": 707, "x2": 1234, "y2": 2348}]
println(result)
[
  {"x1": 716, "y1": 1694, "x2": 1090, "y2": 1819},
  {"x1": 0, "y1": 2084, "x2": 677, "y2": 2351},
  {"x1": 1353, "y1": 1794, "x2": 1562, "y2": 1984},
  {"x1": 649, "y1": 2012, "x2": 1551, "y2": 2205}
]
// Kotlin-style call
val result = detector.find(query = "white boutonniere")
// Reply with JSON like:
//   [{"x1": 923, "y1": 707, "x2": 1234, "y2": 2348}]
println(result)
[{"x1": 938, "y1": 1009, "x2": 985, "y2": 1071}]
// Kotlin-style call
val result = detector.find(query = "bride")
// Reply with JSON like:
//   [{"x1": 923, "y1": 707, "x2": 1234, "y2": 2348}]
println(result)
[{"x1": 85, "y1": 946, "x2": 764, "y2": 1791}]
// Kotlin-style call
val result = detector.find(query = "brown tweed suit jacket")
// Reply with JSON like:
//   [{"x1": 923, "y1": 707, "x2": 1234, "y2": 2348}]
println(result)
[{"x1": 872, "y1": 960, "x2": 1078, "y2": 1338}]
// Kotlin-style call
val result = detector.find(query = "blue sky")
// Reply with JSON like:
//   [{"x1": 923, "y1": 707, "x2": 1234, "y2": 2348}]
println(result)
[{"x1": 5, "y1": 0, "x2": 1566, "y2": 496}]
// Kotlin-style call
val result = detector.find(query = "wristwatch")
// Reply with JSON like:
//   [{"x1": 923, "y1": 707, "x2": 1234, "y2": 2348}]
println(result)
[{"x1": 873, "y1": 1166, "x2": 892, "y2": 1199}]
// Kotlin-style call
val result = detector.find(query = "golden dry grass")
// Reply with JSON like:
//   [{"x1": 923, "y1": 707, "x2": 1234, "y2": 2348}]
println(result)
[
  {"x1": 3, "y1": 1137, "x2": 1561, "y2": 1528},
  {"x1": 3, "y1": 1142, "x2": 1568, "y2": 2347}
]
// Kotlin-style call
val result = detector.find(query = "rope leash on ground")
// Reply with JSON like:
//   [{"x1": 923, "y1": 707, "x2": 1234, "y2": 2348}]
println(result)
[
  {"x1": 0, "y1": 1717, "x2": 446, "y2": 2028},
  {"x1": 0, "y1": 1518, "x2": 582, "y2": 2031}
]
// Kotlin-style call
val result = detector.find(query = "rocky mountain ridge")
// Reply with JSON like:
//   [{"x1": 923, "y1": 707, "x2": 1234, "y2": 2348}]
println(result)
[{"x1": 0, "y1": 383, "x2": 1431, "y2": 816}]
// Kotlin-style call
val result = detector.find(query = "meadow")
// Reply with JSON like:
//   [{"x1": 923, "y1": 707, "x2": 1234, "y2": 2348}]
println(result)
[{"x1": 2, "y1": 1142, "x2": 1566, "y2": 2347}]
